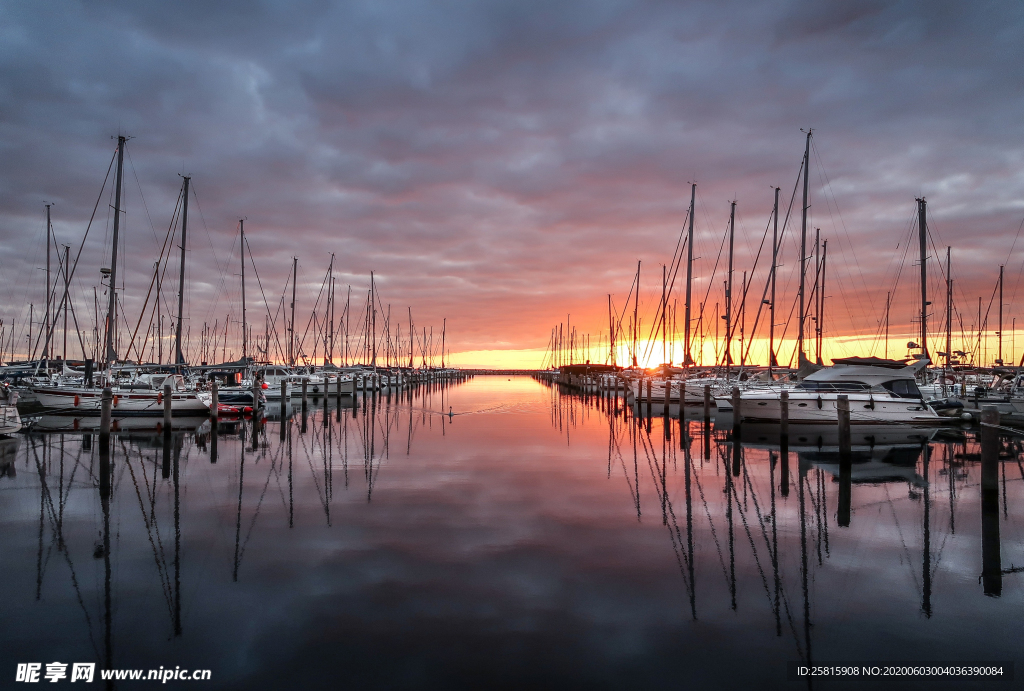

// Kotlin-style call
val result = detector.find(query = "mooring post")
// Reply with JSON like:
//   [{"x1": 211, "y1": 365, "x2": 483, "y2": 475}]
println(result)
[
  {"x1": 664, "y1": 376, "x2": 671, "y2": 414},
  {"x1": 731, "y1": 386, "x2": 741, "y2": 436},
  {"x1": 981, "y1": 405, "x2": 1000, "y2": 493},
  {"x1": 980, "y1": 405, "x2": 1001, "y2": 595},
  {"x1": 99, "y1": 387, "x2": 112, "y2": 451},
  {"x1": 301, "y1": 378, "x2": 308, "y2": 411},
  {"x1": 837, "y1": 394, "x2": 852, "y2": 527},
  {"x1": 163, "y1": 382, "x2": 173, "y2": 435},
  {"x1": 646, "y1": 378, "x2": 653, "y2": 419},
  {"x1": 780, "y1": 389, "x2": 790, "y2": 496},
  {"x1": 353, "y1": 376, "x2": 360, "y2": 409},
  {"x1": 280, "y1": 380, "x2": 288, "y2": 417},
  {"x1": 780, "y1": 390, "x2": 789, "y2": 441},
  {"x1": 211, "y1": 380, "x2": 219, "y2": 421},
  {"x1": 252, "y1": 375, "x2": 261, "y2": 411},
  {"x1": 703, "y1": 384, "x2": 711, "y2": 427}
]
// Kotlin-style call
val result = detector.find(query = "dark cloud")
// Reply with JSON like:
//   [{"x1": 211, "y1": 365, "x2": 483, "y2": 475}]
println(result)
[{"x1": 1, "y1": 0, "x2": 1022, "y2": 363}]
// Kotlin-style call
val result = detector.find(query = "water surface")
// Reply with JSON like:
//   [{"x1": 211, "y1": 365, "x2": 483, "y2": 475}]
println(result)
[{"x1": 2, "y1": 376, "x2": 1021, "y2": 689}]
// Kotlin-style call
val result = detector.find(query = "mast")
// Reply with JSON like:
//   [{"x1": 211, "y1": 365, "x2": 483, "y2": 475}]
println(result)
[
  {"x1": 917, "y1": 197, "x2": 929, "y2": 360},
  {"x1": 174, "y1": 176, "x2": 190, "y2": 366},
  {"x1": 798, "y1": 129, "x2": 811, "y2": 366},
  {"x1": 684, "y1": 183, "x2": 695, "y2": 366},
  {"x1": 370, "y1": 272, "x2": 377, "y2": 370},
  {"x1": 662, "y1": 264, "x2": 667, "y2": 367},
  {"x1": 408, "y1": 307, "x2": 414, "y2": 368},
  {"x1": 813, "y1": 229, "x2": 820, "y2": 363},
  {"x1": 819, "y1": 239, "x2": 827, "y2": 364},
  {"x1": 725, "y1": 200, "x2": 735, "y2": 374},
  {"x1": 946, "y1": 247, "x2": 952, "y2": 376},
  {"x1": 104, "y1": 136, "x2": 126, "y2": 371},
  {"x1": 240, "y1": 219, "x2": 247, "y2": 360},
  {"x1": 995, "y1": 264, "x2": 1003, "y2": 364},
  {"x1": 884, "y1": 291, "x2": 891, "y2": 359},
  {"x1": 62, "y1": 244, "x2": 69, "y2": 361},
  {"x1": 44, "y1": 204, "x2": 52, "y2": 360},
  {"x1": 769, "y1": 186, "x2": 779, "y2": 378},
  {"x1": 290, "y1": 257, "x2": 297, "y2": 366},
  {"x1": 633, "y1": 261, "x2": 640, "y2": 367},
  {"x1": 441, "y1": 318, "x2": 446, "y2": 368}
]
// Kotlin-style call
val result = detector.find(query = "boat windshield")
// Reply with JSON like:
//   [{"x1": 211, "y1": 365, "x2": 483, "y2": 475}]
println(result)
[
  {"x1": 881, "y1": 379, "x2": 923, "y2": 399},
  {"x1": 795, "y1": 381, "x2": 871, "y2": 392}
]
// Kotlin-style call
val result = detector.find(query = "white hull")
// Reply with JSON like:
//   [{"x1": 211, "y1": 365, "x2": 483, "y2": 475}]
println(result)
[
  {"x1": 32, "y1": 387, "x2": 210, "y2": 416},
  {"x1": 0, "y1": 405, "x2": 21, "y2": 435},
  {"x1": 717, "y1": 390, "x2": 942, "y2": 425}
]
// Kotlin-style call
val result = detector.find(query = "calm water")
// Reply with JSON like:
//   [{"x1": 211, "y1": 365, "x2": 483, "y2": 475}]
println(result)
[{"x1": 2, "y1": 376, "x2": 1022, "y2": 690}]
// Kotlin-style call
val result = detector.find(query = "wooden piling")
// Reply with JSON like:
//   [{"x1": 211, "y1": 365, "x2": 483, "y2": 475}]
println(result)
[
  {"x1": 301, "y1": 378, "x2": 309, "y2": 411},
  {"x1": 703, "y1": 384, "x2": 711, "y2": 425},
  {"x1": 837, "y1": 394, "x2": 852, "y2": 527},
  {"x1": 780, "y1": 390, "x2": 789, "y2": 441},
  {"x1": 99, "y1": 387, "x2": 112, "y2": 451},
  {"x1": 731, "y1": 386, "x2": 741, "y2": 434},
  {"x1": 163, "y1": 382, "x2": 173, "y2": 434},
  {"x1": 981, "y1": 405, "x2": 1000, "y2": 493},
  {"x1": 211, "y1": 380, "x2": 219, "y2": 421}
]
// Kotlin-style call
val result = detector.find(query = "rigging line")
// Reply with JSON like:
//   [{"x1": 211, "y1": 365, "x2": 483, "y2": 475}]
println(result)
[
  {"x1": 237, "y1": 441, "x2": 278, "y2": 566},
  {"x1": 690, "y1": 450, "x2": 731, "y2": 585},
  {"x1": 884, "y1": 483, "x2": 922, "y2": 597},
  {"x1": 186, "y1": 182, "x2": 230, "y2": 325},
  {"x1": 122, "y1": 453, "x2": 174, "y2": 618},
  {"x1": 811, "y1": 141, "x2": 874, "y2": 332},
  {"x1": 245, "y1": 237, "x2": 289, "y2": 364},
  {"x1": 294, "y1": 261, "x2": 334, "y2": 364},
  {"x1": 732, "y1": 469, "x2": 774, "y2": 610},
  {"x1": 30, "y1": 149, "x2": 117, "y2": 361},
  {"x1": 125, "y1": 187, "x2": 184, "y2": 362},
  {"x1": 31, "y1": 448, "x2": 102, "y2": 659}
]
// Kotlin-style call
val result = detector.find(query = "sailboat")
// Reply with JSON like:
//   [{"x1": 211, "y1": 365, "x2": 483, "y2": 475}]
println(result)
[
  {"x1": 32, "y1": 138, "x2": 209, "y2": 417},
  {"x1": 719, "y1": 133, "x2": 943, "y2": 425}
]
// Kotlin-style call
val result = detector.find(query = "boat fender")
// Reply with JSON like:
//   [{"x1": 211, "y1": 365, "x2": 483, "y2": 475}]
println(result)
[
  {"x1": 113, "y1": 395, "x2": 119, "y2": 408},
  {"x1": 157, "y1": 392, "x2": 163, "y2": 404},
  {"x1": 868, "y1": 396, "x2": 874, "y2": 410},
  {"x1": 74, "y1": 395, "x2": 80, "y2": 407},
  {"x1": 817, "y1": 395, "x2": 822, "y2": 409}
]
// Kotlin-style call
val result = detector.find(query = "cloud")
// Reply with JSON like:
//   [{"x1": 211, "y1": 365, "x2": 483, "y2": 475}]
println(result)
[{"x1": 1, "y1": 0, "x2": 1022, "y2": 364}]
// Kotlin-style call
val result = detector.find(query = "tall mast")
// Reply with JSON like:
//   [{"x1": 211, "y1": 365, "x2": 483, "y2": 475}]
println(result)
[
  {"x1": 813, "y1": 228, "x2": 821, "y2": 363},
  {"x1": 917, "y1": 197, "x2": 929, "y2": 360},
  {"x1": 769, "y1": 186, "x2": 780, "y2": 378},
  {"x1": 884, "y1": 291, "x2": 891, "y2": 359},
  {"x1": 63, "y1": 244, "x2": 69, "y2": 361},
  {"x1": 684, "y1": 183, "x2": 695, "y2": 366},
  {"x1": 608, "y1": 294, "x2": 615, "y2": 366},
  {"x1": 441, "y1": 318, "x2": 446, "y2": 368},
  {"x1": 156, "y1": 262, "x2": 162, "y2": 364},
  {"x1": 290, "y1": 256, "x2": 297, "y2": 366},
  {"x1": 945, "y1": 247, "x2": 952, "y2": 375},
  {"x1": 370, "y1": 272, "x2": 377, "y2": 369},
  {"x1": 44, "y1": 204, "x2": 52, "y2": 360},
  {"x1": 104, "y1": 136, "x2": 126, "y2": 370},
  {"x1": 632, "y1": 261, "x2": 640, "y2": 367},
  {"x1": 798, "y1": 129, "x2": 812, "y2": 366},
  {"x1": 819, "y1": 239, "x2": 827, "y2": 364},
  {"x1": 662, "y1": 264, "x2": 667, "y2": 367},
  {"x1": 240, "y1": 219, "x2": 247, "y2": 360},
  {"x1": 408, "y1": 307, "x2": 414, "y2": 368},
  {"x1": 998, "y1": 264, "x2": 1004, "y2": 364},
  {"x1": 725, "y1": 200, "x2": 735, "y2": 374},
  {"x1": 175, "y1": 176, "x2": 190, "y2": 366}
]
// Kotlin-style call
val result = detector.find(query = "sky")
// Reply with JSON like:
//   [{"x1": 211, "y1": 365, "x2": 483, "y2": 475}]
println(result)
[{"x1": 1, "y1": 0, "x2": 1023, "y2": 368}]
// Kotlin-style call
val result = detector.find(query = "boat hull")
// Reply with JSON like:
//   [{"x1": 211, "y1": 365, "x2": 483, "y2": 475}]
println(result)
[
  {"x1": 32, "y1": 387, "x2": 210, "y2": 416},
  {"x1": 717, "y1": 390, "x2": 943, "y2": 425}
]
